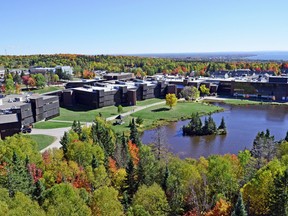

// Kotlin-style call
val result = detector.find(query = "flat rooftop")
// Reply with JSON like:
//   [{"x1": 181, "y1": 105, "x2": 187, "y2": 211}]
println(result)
[{"x1": 0, "y1": 94, "x2": 57, "y2": 110}]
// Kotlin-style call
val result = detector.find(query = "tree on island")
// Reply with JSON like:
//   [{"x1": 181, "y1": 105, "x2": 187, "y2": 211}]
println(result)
[
  {"x1": 166, "y1": 93, "x2": 177, "y2": 109},
  {"x1": 183, "y1": 114, "x2": 226, "y2": 136},
  {"x1": 218, "y1": 117, "x2": 227, "y2": 135}
]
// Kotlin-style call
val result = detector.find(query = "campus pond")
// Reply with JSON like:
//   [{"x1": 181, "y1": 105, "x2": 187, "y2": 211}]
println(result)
[{"x1": 141, "y1": 103, "x2": 288, "y2": 159}]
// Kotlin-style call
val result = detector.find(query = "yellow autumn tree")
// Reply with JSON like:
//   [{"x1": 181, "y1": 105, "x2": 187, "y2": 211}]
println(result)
[{"x1": 166, "y1": 93, "x2": 177, "y2": 109}]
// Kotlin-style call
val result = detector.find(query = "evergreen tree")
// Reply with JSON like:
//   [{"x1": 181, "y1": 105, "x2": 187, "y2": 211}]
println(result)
[
  {"x1": 33, "y1": 180, "x2": 45, "y2": 206},
  {"x1": 60, "y1": 131, "x2": 69, "y2": 160},
  {"x1": 91, "y1": 155, "x2": 99, "y2": 169},
  {"x1": 231, "y1": 192, "x2": 247, "y2": 216},
  {"x1": 269, "y1": 169, "x2": 288, "y2": 216},
  {"x1": 125, "y1": 159, "x2": 138, "y2": 203},
  {"x1": 77, "y1": 121, "x2": 82, "y2": 135},
  {"x1": 207, "y1": 115, "x2": 217, "y2": 135},
  {"x1": 129, "y1": 118, "x2": 141, "y2": 146},
  {"x1": 285, "y1": 131, "x2": 288, "y2": 142},
  {"x1": 71, "y1": 120, "x2": 77, "y2": 133},
  {"x1": 91, "y1": 123, "x2": 98, "y2": 144},
  {"x1": 13, "y1": 72, "x2": 21, "y2": 84},
  {"x1": 120, "y1": 132, "x2": 129, "y2": 167},
  {"x1": 6, "y1": 152, "x2": 34, "y2": 197},
  {"x1": 218, "y1": 117, "x2": 226, "y2": 130},
  {"x1": 162, "y1": 165, "x2": 170, "y2": 193}
]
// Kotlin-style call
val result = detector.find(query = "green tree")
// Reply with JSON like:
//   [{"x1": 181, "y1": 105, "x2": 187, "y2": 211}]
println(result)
[
  {"x1": 60, "y1": 132, "x2": 69, "y2": 160},
  {"x1": 132, "y1": 183, "x2": 170, "y2": 216},
  {"x1": 33, "y1": 74, "x2": 46, "y2": 88},
  {"x1": 231, "y1": 192, "x2": 247, "y2": 216},
  {"x1": 129, "y1": 118, "x2": 141, "y2": 147},
  {"x1": 269, "y1": 169, "x2": 288, "y2": 216},
  {"x1": 5, "y1": 78, "x2": 14, "y2": 94},
  {"x1": 285, "y1": 131, "x2": 288, "y2": 142},
  {"x1": 117, "y1": 105, "x2": 123, "y2": 114},
  {"x1": 13, "y1": 73, "x2": 21, "y2": 84},
  {"x1": 135, "y1": 116, "x2": 144, "y2": 126},
  {"x1": 91, "y1": 186, "x2": 123, "y2": 216},
  {"x1": 32, "y1": 180, "x2": 45, "y2": 206},
  {"x1": 200, "y1": 84, "x2": 210, "y2": 96},
  {"x1": 165, "y1": 93, "x2": 177, "y2": 109},
  {"x1": 180, "y1": 86, "x2": 200, "y2": 100},
  {"x1": 43, "y1": 183, "x2": 91, "y2": 216},
  {"x1": 6, "y1": 152, "x2": 34, "y2": 197}
]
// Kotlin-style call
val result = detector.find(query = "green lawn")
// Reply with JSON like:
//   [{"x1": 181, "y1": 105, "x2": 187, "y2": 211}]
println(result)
[
  {"x1": 54, "y1": 98, "x2": 165, "y2": 122},
  {"x1": 223, "y1": 99, "x2": 263, "y2": 105},
  {"x1": 28, "y1": 134, "x2": 56, "y2": 151},
  {"x1": 54, "y1": 105, "x2": 134, "y2": 122},
  {"x1": 136, "y1": 98, "x2": 163, "y2": 106},
  {"x1": 111, "y1": 101, "x2": 223, "y2": 133},
  {"x1": 34, "y1": 121, "x2": 73, "y2": 129},
  {"x1": 31, "y1": 86, "x2": 64, "y2": 94}
]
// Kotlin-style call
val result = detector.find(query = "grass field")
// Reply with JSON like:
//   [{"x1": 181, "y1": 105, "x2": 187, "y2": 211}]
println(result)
[
  {"x1": 54, "y1": 98, "x2": 165, "y2": 122},
  {"x1": 31, "y1": 86, "x2": 64, "y2": 94},
  {"x1": 111, "y1": 101, "x2": 223, "y2": 133},
  {"x1": 34, "y1": 121, "x2": 73, "y2": 129},
  {"x1": 28, "y1": 134, "x2": 56, "y2": 151},
  {"x1": 223, "y1": 99, "x2": 263, "y2": 105}
]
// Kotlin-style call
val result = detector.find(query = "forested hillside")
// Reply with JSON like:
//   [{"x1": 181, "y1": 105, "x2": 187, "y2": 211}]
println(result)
[
  {"x1": 0, "y1": 117, "x2": 287, "y2": 215},
  {"x1": 1, "y1": 54, "x2": 287, "y2": 77}
]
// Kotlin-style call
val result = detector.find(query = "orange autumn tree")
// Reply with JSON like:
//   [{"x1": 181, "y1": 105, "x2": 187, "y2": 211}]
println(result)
[
  {"x1": 205, "y1": 198, "x2": 231, "y2": 216},
  {"x1": 128, "y1": 140, "x2": 139, "y2": 165},
  {"x1": 82, "y1": 70, "x2": 95, "y2": 79},
  {"x1": 108, "y1": 157, "x2": 118, "y2": 174}
]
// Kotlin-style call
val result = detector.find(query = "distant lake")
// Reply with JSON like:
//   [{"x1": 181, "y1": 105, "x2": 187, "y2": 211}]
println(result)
[
  {"x1": 245, "y1": 52, "x2": 288, "y2": 61},
  {"x1": 132, "y1": 51, "x2": 288, "y2": 61},
  {"x1": 141, "y1": 103, "x2": 288, "y2": 159}
]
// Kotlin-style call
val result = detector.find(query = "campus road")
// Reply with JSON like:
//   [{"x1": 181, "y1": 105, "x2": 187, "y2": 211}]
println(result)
[{"x1": 33, "y1": 100, "x2": 166, "y2": 153}]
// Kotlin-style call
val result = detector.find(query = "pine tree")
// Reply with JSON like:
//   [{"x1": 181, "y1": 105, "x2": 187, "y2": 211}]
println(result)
[
  {"x1": 77, "y1": 121, "x2": 82, "y2": 136},
  {"x1": 6, "y1": 152, "x2": 34, "y2": 197},
  {"x1": 91, "y1": 155, "x2": 99, "y2": 169},
  {"x1": 125, "y1": 158, "x2": 138, "y2": 202},
  {"x1": 91, "y1": 123, "x2": 98, "y2": 144},
  {"x1": 60, "y1": 131, "x2": 69, "y2": 160},
  {"x1": 285, "y1": 131, "x2": 288, "y2": 142},
  {"x1": 231, "y1": 192, "x2": 247, "y2": 216},
  {"x1": 120, "y1": 133, "x2": 129, "y2": 167},
  {"x1": 270, "y1": 169, "x2": 288, "y2": 216},
  {"x1": 129, "y1": 118, "x2": 141, "y2": 146},
  {"x1": 33, "y1": 180, "x2": 45, "y2": 206},
  {"x1": 218, "y1": 117, "x2": 226, "y2": 130},
  {"x1": 162, "y1": 165, "x2": 170, "y2": 193},
  {"x1": 71, "y1": 120, "x2": 78, "y2": 132}
]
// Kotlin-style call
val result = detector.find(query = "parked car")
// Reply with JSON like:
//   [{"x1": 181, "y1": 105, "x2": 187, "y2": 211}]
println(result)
[{"x1": 21, "y1": 125, "x2": 32, "y2": 133}]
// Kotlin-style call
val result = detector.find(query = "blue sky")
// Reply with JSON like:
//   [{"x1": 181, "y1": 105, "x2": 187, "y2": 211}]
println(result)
[{"x1": 0, "y1": 0, "x2": 287, "y2": 55}]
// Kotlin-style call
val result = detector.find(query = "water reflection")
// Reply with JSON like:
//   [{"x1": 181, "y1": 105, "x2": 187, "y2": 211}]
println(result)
[{"x1": 141, "y1": 104, "x2": 288, "y2": 159}]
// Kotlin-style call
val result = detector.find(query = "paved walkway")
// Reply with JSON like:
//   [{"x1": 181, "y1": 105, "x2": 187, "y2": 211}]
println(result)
[{"x1": 33, "y1": 100, "x2": 166, "y2": 152}]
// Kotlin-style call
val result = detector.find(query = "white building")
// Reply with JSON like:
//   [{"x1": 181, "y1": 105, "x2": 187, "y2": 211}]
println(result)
[{"x1": 55, "y1": 66, "x2": 73, "y2": 75}]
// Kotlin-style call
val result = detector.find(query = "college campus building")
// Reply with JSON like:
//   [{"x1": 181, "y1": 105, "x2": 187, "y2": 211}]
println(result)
[{"x1": 0, "y1": 94, "x2": 59, "y2": 139}]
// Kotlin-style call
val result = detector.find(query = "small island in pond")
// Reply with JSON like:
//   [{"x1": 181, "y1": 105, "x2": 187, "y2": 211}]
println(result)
[{"x1": 182, "y1": 113, "x2": 227, "y2": 136}]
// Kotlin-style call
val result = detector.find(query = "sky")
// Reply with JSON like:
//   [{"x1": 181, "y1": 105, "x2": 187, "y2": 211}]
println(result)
[{"x1": 0, "y1": 0, "x2": 288, "y2": 55}]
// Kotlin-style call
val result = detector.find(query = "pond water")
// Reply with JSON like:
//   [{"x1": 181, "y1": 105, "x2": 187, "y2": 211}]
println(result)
[{"x1": 141, "y1": 103, "x2": 288, "y2": 159}]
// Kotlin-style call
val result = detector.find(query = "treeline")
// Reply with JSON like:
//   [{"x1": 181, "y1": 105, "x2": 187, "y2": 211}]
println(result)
[
  {"x1": 0, "y1": 116, "x2": 288, "y2": 215},
  {"x1": 182, "y1": 113, "x2": 227, "y2": 136},
  {"x1": 1, "y1": 54, "x2": 288, "y2": 77}
]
